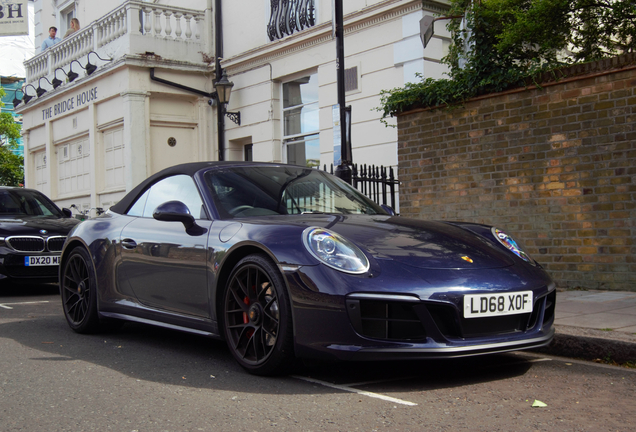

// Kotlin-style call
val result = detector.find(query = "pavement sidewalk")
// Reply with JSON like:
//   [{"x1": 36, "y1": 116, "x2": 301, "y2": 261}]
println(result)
[{"x1": 535, "y1": 289, "x2": 636, "y2": 363}]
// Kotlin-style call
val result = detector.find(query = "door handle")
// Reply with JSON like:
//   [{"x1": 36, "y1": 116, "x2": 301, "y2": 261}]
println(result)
[{"x1": 121, "y1": 238, "x2": 137, "y2": 249}]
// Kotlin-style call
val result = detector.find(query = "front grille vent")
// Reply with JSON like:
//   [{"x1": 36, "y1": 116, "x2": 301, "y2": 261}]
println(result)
[
  {"x1": 425, "y1": 291, "x2": 554, "y2": 339},
  {"x1": 6, "y1": 236, "x2": 45, "y2": 252},
  {"x1": 47, "y1": 236, "x2": 67, "y2": 252},
  {"x1": 542, "y1": 290, "x2": 556, "y2": 325},
  {"x1": 5, "y1": 235, "x2": 67, "y2": 252},
  {"x1": 427, "y1": 302, "x2": 532, "y2": 338},
  {"x1": 346, "y1": 297, "x2": 426, "y2": 341},
  {"x1": 347, "y1": 289, "x2": 554, "y2": 342}
]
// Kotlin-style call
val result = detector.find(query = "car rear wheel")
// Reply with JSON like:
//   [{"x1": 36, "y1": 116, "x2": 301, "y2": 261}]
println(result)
[
  {"x1": 222, "y1": 254, "x2": 294, "y2": 375},
  {"x1": 61, "y1": 247, "x2": 100, "y2": 333}
]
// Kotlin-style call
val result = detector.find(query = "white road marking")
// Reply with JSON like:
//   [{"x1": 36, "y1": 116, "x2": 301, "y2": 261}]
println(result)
[
  {"x1": 343, "y1": 376, "x2": 419, "y2": 387},
  {"x1": 0, "y1": 300, "x2": 50, "y2": 310},
  {"x1": 527, "y1": 358, "x2": 552, "y2": 363},
  {"x1": 292, "y1": 375, "x2": 418, "y2": 406}
]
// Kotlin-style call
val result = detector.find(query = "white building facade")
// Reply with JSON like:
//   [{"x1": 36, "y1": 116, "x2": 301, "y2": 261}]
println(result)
[{"x1": 17, "y1": 0, "x2": 450, "y2": 214}]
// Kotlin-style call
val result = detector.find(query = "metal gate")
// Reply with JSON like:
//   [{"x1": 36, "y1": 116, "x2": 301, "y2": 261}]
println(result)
[{"x1": 321, "y1": 164, "x2": 399, "y2": 211}]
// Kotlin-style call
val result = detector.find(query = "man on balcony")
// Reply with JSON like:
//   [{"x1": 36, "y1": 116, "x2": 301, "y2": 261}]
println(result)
[{"x1": 41, "y1": 27, "x2": 61, "y2": 51}]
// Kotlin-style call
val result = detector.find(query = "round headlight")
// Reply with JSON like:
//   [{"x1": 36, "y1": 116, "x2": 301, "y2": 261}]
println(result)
[
  {"x1": 303, "y1": 227, "x2": 369, "y2": 274},
  {"x1": 491, "y1": 227, "x2": 535, "y2": 265}
]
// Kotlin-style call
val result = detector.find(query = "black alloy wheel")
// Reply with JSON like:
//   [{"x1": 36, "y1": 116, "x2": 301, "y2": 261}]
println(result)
[
  {"x1": 223, "y1": 254, "x2": 294, "y2": 375},
  {"x1": 61, "y1": 247, "x2": 100, "y2": 333}
]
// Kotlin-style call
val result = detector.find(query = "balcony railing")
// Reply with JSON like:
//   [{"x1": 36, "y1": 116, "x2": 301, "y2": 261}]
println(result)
[{"x1": 25, "y1": 0, "x2": 209, "y2": 85}]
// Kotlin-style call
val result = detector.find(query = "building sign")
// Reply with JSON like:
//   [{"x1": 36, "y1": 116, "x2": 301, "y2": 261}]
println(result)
[
  {"x1": 0, "y1": 0, "x2": 28, "y2": 36},
  {"x1": 42, "y1": 87, "x2": 98, "y2": 120}
]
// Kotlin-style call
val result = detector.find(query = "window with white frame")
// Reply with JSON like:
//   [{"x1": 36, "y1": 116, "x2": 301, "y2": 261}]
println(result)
[
  {"x1": 57, "y1": 136, "x2": 90, "y2": 196},
  {"x1": 60, "y1": 2, "x2": 75, "y2": 36},
  {"x1": 283, "y1": 74, "x2": 320, "y2": 168}
]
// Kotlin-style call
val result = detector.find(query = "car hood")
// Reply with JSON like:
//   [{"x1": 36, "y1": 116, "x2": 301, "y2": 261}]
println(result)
[
  {"x1": 0, "y1": 216, "x2": 80, "y2": 237},
  {"x1": 287, "y1": 214, "x2": 514, "y2": 270}
]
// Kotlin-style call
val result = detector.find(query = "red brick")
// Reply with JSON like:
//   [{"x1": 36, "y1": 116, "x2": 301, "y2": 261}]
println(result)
[{"x1": 396, "y1": 59, "x2": 636, "y2": 290}]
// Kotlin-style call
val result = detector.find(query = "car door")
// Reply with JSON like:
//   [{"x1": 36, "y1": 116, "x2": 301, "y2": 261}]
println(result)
[{"x1": 117, "y1": 174, "x2": 212, "y2": 318}]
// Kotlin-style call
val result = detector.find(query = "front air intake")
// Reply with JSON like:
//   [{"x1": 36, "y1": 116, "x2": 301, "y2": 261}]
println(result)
[{"x1": 346, "y1": 296, "x2": 426, "y2": 341}]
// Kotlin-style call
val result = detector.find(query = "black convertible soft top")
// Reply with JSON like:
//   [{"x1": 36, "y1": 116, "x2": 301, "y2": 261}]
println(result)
[{"x1": 108, "y1": 161, "x2": 291, "y2": 215}]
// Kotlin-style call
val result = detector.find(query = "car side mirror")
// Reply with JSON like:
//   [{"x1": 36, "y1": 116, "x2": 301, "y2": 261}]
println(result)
[
  {"x1": 153, "y1": 201, "x2": 195, "y2": 229},
  {"x1": 380, "y1": 204, "x2": 396, "y2": 216},
  {"x1": 62, "y1": 208, "x2": 73, "y2": 218}
]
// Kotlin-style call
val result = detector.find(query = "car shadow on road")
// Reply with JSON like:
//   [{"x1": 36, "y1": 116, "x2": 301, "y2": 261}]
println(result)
[
  {"x1": 0, "y1": 307, "x2": 535, "y2": 396},
  {"x1": 0, "y1": 282, "x2": 59, "y2": 297}
]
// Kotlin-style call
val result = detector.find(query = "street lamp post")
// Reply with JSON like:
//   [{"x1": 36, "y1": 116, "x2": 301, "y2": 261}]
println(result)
[
  {"x1": 333, "y1": 0, "x2": 352, "y2": 184},
  {"x1": 213, "y1": 69, "x2": 241, "y2": 161}
]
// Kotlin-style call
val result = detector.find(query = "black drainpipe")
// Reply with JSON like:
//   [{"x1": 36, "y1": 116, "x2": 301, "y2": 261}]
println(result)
[
  {"x1": 148, "y1": 67, "x2": 222, "y2": 161},
  {"x1": 149, "y1": 68, "x2": 214, "y2": 98},
  {"x1": 215, "y1": 0, "x2": 225, "y2": 161}
]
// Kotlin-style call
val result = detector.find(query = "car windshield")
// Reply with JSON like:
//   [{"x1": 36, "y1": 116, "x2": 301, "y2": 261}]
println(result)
[
  {"x1": 0, "y1": 189, "x2": 65, "y2": 218},
  {"x1": 204, "y1": 166, "x2": 386, "y2": 219}
]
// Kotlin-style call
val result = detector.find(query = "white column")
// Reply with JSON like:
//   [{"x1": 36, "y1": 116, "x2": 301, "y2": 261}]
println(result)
[
  {"x1": 22, "y1": 130, "x2": 30, "y2": 187},
  {"x1": 197, "y1": 98, "x2": 210, "y2": 161},
  {"x1": 87, "y1": 102, "x2": 98, "y2": 209},
  {"x1": 205, "y1": 0, "x2": 213, "y2": 54},
  {"x1": 121, "y1": 90, "x2": 150, "y2": 192},
  {"x1": 45, "y1": 120, "x2": 55, "y2": 199}
]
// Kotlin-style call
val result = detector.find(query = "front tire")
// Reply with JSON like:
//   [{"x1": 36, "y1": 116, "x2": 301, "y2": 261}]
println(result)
[
  {"x1": 61, "y1": 247, "x2": 100, "y2": 333},
  {"x1": 222, "y1": 254, "x2": 294, "y2": 375}
]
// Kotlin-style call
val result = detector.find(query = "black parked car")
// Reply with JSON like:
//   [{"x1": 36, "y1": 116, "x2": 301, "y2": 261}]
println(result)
[
  {"x1": 0, "y1": 187, "x2": 80, "y2": 284},
  {"x1": 60, "y1": 162, "x2": 555, "y2": 375}
]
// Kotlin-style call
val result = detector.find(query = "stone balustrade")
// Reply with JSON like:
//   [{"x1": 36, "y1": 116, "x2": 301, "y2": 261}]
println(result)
[{"x1": 25, "y1": 0, "x2": 208, "y2": 84}]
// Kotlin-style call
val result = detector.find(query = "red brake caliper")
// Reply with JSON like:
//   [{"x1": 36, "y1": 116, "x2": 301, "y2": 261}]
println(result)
[
  {"x1": 243, "y1": 289, "x2": 255, "y2": 339},
  {"x1": 243, "y1": 296, "x2": 250, "y2": 324}
]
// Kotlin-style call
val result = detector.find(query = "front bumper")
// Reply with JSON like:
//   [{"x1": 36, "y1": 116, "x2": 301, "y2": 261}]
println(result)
[
  {"x1": 324, "y1": 327, "x2": 555, "y2": 361},
  {"x1": 284, "y1": 263, "x2": 556, "y2": 361},
  {"x1": 0, "y1": 251, "x2": 62, "y2": 283}
]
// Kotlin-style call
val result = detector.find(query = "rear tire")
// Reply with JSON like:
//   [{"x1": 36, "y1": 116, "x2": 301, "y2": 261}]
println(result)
[
  {"x1": 60, "y1": 247, "x2": 100, "y2": 333},
  {"x1": 222, "y1": 254, "x2": 294, "y2": 375}
]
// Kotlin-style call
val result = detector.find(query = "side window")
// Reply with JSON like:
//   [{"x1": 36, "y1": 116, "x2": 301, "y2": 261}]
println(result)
[
  {"x1": 142, "y1": 175, "x2": 205, "y2": 219},
  {"x1": 127, "y1": 189, "x2": 149, "y2": 217}
]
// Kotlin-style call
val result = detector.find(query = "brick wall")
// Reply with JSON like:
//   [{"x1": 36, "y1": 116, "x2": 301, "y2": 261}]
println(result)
[{"x1": 396, "y1": 56, "x2": 635, "y2": 291}]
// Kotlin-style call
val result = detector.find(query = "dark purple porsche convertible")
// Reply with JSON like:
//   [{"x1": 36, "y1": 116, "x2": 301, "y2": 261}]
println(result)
[{"x1": 60, "y1": 162, "x2": 555, "y2": 375}]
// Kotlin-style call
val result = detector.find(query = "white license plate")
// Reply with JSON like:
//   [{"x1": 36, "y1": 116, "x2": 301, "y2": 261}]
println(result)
[
  {"x1": 24, "y1": 255, "x2": 60, "y2": 266},
  {"x1": 464, "y1": 291, "x2": 533, "y2": 318}
]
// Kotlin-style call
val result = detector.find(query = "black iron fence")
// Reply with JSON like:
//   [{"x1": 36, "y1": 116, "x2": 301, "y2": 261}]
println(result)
[{"x1": 321, "y1": 164, "x2": 400, "y2": 211}]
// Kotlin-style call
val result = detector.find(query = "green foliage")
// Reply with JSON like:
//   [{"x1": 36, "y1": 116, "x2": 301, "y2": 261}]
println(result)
[
  {"x1": 379, "y1": 0, "x2": 636, "y2": 119},
  {"x1": 0, "y1": 112, "x2": 21, "y2": 148},
  {"x1": 0, "y1": 90, "x2": 25, "y2": 186},
  {"x1": 490, "y1": 0, "x2": 635, "y2": 62},
  {"x1": 570, "y1": 0, "x2": 636, "y2": 61},
  {"x1": 480, "y1": 0, "x2": 571, "y2": 66},
  {"x1": 0, "y1": 144, "x2": 24, "y2": 186}
]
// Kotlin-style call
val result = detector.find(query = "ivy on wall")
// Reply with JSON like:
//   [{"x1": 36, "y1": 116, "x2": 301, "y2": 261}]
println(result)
[{"x1": 378, "y1": 0, "x2": 636, "y2": 120}]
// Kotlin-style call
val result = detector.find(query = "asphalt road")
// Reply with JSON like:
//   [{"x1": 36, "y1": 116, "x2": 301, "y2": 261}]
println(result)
[{"x1": 1, "y1": 284, "x2": 634, "y2": 431}]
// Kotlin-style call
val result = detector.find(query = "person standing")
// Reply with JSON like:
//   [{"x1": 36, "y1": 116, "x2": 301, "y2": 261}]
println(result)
[
  {"x1": 41, "y1": 27, "x2": 61, "y2": 51},
  {"x1": 64, "y1": 18, "x2": 80, "y2": 38}
]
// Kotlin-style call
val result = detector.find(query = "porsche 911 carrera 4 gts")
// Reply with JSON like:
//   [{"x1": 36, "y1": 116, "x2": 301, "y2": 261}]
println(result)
[{"x1": 60, "y1": 162, "x2": 555, "y2": 375}]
